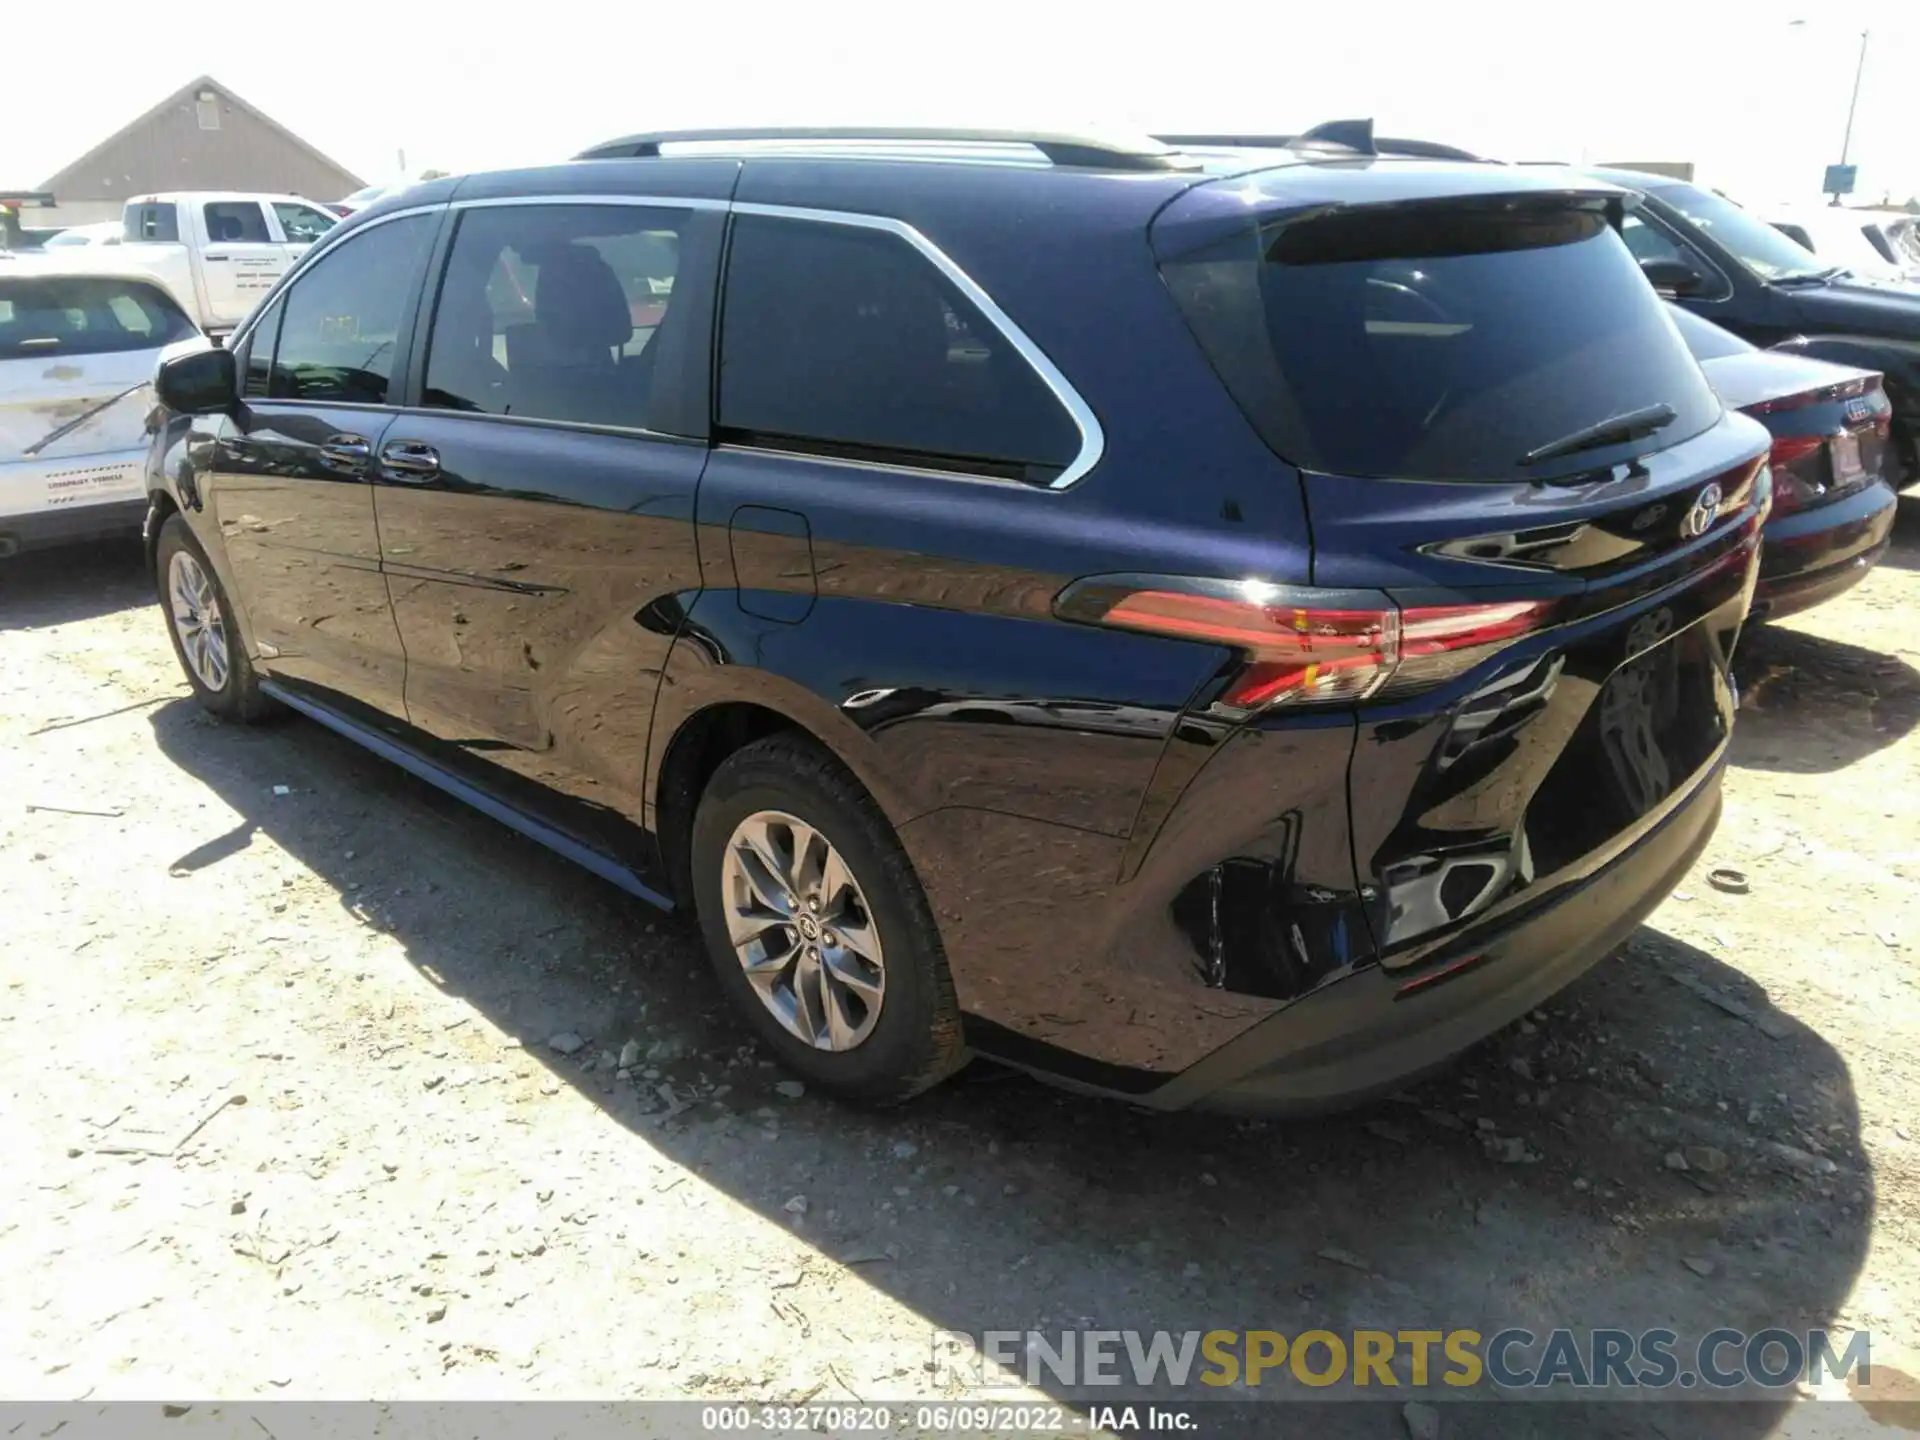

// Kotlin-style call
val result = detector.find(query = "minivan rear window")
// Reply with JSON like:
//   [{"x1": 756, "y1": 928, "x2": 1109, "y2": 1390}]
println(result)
[
  {"x1": 0, "y1": 276, "x2": 197, "y2": 358},
  {"x1": 1157, "y1": 201, "x2": 1723, "y2": 482}
]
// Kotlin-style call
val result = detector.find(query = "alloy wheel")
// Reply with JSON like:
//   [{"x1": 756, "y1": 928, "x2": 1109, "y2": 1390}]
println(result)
[
  {"x1": 720, "y1": 809, "x2": 886, "y2": 1050},
  {"x1": 168, "y1": 549, "x2": 230, "y2": 693}
]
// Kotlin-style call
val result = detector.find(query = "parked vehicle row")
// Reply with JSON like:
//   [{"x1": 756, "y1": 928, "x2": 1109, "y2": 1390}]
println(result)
[
  {"x1": 27, "y1": 191, "x2": 339, "y2": 339},
  {"x1": 1667, "y1": 305, "x2": 1896, "y2": 619},
  {"x1": 1593, "y1": 168, "x2": 1920, "y2": 494},
  {"x1": 144, "y1": 124, "x2": 1777, "y2": 1110}
]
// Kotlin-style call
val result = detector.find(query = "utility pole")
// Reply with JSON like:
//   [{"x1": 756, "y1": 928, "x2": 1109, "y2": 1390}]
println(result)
[{"x1": 1832, "y1": 29, "x2": 1869, "y2": 205}]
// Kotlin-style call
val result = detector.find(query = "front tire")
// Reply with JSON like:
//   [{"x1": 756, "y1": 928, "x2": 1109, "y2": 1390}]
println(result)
[
  {"x1": 156, "y1": 514, "x2": 274, "y2": 723},
  {"x1": 690, "y1": 733, "x2": 966, "y2": 1105}
]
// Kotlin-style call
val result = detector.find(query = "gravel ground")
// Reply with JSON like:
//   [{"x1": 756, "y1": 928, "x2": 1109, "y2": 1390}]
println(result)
[{"x1": 4, "y1": 502, "x2": 1920, "y2": 1438}]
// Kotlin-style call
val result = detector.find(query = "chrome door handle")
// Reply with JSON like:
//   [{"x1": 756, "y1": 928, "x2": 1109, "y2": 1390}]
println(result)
[
  {"x1": 380, "y1": 441, "x2": 440, "y2": 480},
  {"x1": 318, "y1": 434, "x2": 371, "y2": 470}
]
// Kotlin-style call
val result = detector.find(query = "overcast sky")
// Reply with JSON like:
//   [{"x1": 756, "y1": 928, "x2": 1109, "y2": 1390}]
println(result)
[{"x1": 7, "y1": 0, "x2": 1916, "y2": 209}]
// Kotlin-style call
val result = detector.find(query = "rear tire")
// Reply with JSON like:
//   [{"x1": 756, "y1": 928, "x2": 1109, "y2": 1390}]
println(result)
[
  {"x1": 156, "y1": 514, "x2": 274, "y2": 723},
  {"x1": 690, "y1": 732, "x2": 966, "y2": 1105}
]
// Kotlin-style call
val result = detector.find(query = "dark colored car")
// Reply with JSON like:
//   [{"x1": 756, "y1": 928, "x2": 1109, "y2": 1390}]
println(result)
[
  {"x1": 1667, "y1": 305, "x2": 1896, "y2": 620},
  {"x1": 1587, "y1": 167, "x2": 1920, "y2": 491},
  {"x1": 143, "y1": 125, "x2": 1771, "y2": 1112}
]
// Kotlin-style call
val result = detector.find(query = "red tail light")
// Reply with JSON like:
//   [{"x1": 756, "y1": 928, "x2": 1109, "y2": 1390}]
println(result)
[
  {"x1": 1056, "y1": 578, "x2": 1555, "y2": 713},
  {"x1": 1769, "y1": 434, "x2": 1825, "y2": 469}
]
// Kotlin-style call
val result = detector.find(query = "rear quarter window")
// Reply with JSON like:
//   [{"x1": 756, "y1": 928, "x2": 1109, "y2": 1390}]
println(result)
[
  {"x1": 1157, "y1": 200, "x2": 1724, "y2": 482},
  {"x1": 0, "y1": 276, "x2": 197, "y2": 357},
  {"x1": 717, "y1": 214, "x2": 1081, "y2": 484}
]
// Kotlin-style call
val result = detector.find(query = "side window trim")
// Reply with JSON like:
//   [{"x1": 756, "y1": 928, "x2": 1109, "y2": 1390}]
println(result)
[{"x1": 725, "y1": 202, "x2": 1104, "y2": 490}]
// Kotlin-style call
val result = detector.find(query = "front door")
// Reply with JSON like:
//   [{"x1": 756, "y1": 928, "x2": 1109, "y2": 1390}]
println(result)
[
  {"x1": 199, "y1": 200, "x2": 293, "y2": 329},
  {"x1": 209, "y1": 212, "x2": 439, "y2": 721},
  {"x1": 371, "y1": 198, "x2": 718, "y2": 870}
]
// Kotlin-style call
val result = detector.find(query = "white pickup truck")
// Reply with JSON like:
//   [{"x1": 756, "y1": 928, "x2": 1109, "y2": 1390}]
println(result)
[{"x1": 53, "y1": 191, "x2": 339, "y2": 340}]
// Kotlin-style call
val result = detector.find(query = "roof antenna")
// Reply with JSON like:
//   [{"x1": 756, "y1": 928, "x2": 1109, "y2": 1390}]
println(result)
[{"x1": 1290, "y1": 119, "x2": 1379, "y2": 157}]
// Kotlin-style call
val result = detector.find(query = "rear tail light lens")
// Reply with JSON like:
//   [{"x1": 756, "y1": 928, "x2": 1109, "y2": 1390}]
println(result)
[
  {"x1": 1056, "y1": 579, "x2": 1555, "y2": 713},
  {"x1": 1769, "y1": 434, "x2": 1825, "y2": 468}
]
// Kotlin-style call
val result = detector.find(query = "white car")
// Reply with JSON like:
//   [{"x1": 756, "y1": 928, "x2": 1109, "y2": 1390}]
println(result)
[
  {"x1": 1, "y1": 267, "x2": 208, "y2": 556},
  {"x1": 42, "y1": 222, "x2": 125, "y2": 249},
  {"x1": 1767, "y1": 207, "x2": 1920, "y2": 285}
]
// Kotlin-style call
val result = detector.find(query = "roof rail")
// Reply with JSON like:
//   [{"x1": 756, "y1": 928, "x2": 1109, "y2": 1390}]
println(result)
[
  {"x1": 1153, "y1": 127, "x2": 1487, "y2": 163},
  {"x1": 574, "y1": 127, "x2": 1199, "y2": 172}
]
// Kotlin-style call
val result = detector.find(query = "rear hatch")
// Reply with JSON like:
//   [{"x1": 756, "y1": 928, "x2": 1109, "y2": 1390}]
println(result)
[
  {"x1": 0, "y1": 273, "x2": 202, "y2": 511},
  {"x1": 1151, "y1": 168, "x2": 1771, "y2": 969}
]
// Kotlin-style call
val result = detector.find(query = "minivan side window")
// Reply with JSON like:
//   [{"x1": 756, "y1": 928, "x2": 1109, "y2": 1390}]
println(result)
[
  {"x1": 205, "y1": 202, "x2": 272, "y2": 244},
  {"x1": 422, "y1": 203, "x2": 688, "y2": 432},
  {"x1": 717, "y1": 214, "x2": 1080, "y2": 483},
  {"x1": 269, "y1": 215, "x2": 434, "y2": 405}
]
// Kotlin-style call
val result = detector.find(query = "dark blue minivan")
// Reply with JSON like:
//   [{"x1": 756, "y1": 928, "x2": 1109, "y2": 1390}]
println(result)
[{"x1": 145, "y1": 125, "x2": 1772, "y2": 1111}]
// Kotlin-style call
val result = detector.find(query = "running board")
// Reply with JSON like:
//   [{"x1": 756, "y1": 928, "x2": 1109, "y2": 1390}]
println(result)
[{"x1": 258, "y1": 681, "x2": 675, "y2": 913}]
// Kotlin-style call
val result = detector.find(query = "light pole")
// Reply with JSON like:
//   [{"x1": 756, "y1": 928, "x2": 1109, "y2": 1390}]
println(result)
[{"x1": 1790, "y1": 20, "x2": 1871, "y2": 206}]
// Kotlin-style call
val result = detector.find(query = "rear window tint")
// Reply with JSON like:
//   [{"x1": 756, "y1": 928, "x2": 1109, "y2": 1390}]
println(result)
[
  {"x1": 0, "y1": 276, "x2": 197, "y2": 358},
  {"x1": 1157, "y1": 202, "x2": 1723, "y2": 482},
  {"x1": 718, "y1": 215, "x2": 1080, "y2": 483}
]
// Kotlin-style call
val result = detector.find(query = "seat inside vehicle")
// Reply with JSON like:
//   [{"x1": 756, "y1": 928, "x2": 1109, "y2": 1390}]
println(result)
[{"x1": 502, "y1": 243, "x2": 634, "y2": 425}]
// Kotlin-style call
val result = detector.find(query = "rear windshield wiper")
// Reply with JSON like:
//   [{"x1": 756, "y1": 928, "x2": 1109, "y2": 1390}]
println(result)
[{"x1": 1519, "y1": 403, "x2": 1677, "y2": 467}]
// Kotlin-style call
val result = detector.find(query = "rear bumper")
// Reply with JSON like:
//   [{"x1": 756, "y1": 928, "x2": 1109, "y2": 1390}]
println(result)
[
  {"x1": 1144, "y1": 753, "x2": 1724, "y2": 1114},
  {"x1": 1752, "y1": 479, "x2": 1896, "y2": 621},
  {"x1": 0, "y1": 496, "x2": 147, "y2": 556},
  {"x1": 0, "y1": 449, "x2": 149, "y2": 555}
]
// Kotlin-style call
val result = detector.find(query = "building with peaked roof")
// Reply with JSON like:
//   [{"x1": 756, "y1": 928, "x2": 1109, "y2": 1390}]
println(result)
[{"x1": 35, "y1": 76, "x2": 365, "y2": 226}]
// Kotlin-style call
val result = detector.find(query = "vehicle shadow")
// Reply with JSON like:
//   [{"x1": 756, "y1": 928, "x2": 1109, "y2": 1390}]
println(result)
[
  {"x1": 148, "y1": 700, "x2": 1872, "y2": 1436},
  {"x1": 1730, "y1": 622, "x2": 1920, "y2": 774},
  {"x1": 0, "y1": 538, "x2": 151, "y2": 630}
]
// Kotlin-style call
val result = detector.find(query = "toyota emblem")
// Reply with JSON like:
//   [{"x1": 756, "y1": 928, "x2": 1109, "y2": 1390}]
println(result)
[{"x1": 1683, "y1": 482, "x2": 1723, "y2": 539}]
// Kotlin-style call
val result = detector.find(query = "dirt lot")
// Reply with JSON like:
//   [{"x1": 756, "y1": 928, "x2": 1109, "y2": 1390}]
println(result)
[{"x1": 4, "y1": 504, "x2": 1920, "y2": 1437}]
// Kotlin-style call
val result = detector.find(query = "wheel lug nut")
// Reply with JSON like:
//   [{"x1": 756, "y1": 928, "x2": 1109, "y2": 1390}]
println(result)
[{"x1": 806, "y1": 896, "x2": 819, "y2": 913}]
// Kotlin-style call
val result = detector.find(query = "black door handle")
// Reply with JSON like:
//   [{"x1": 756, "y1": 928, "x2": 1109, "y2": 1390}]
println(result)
[{"x1": 380, "y1": 441, "x2": 441, "y2": 481}]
